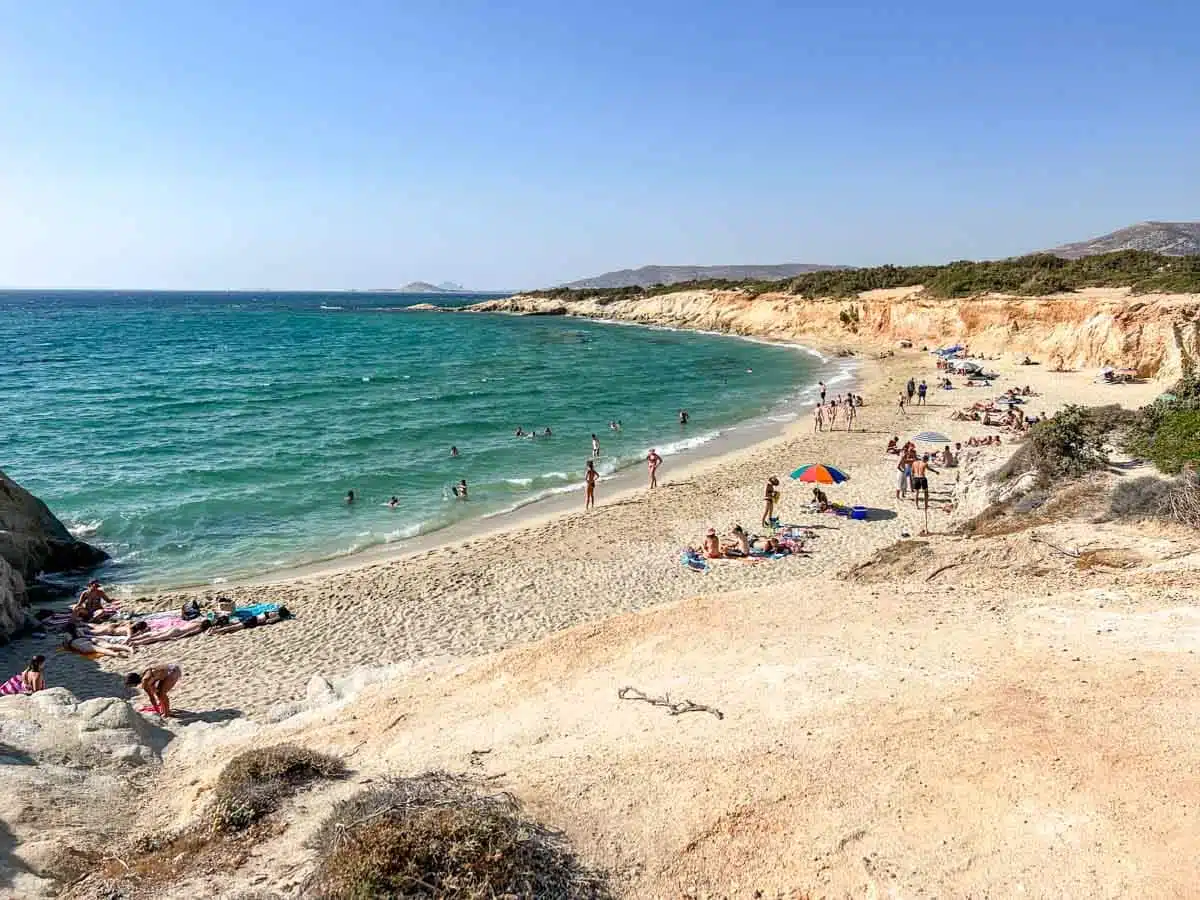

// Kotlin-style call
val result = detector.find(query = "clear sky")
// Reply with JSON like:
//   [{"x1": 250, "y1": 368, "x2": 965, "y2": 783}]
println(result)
[{"x1": 1, "y1": 0, "x2": 1197, "y2": 290}]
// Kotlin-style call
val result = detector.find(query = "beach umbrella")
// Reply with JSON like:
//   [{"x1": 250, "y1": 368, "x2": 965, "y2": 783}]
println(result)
[
  {"x1": 911, "y1": 431, "x2": 952, "y2": 444},
  {"x1": 789, "y1": 463, "x2": 850, "y2": 484}
]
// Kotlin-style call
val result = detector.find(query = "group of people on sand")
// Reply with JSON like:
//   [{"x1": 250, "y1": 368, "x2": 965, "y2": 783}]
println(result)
[
  {"x1": 813, "y1": 394, "x2": 860, "y2": 432},
  {"x1": 892, "y1": 443, "x2": 939, "y2": 508},
  {"x1": 2, "y1": 579, "x2": 294, "y2": 718}
]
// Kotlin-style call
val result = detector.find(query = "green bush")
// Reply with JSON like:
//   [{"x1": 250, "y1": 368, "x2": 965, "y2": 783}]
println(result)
[
  {"x1": 1027, "y1": 405, "x2": 1114, "y2": 483},
  {"x1": 1139, "y1": 410, "x2": 1200, "y2": 474},
  {"x1": 522, "y1": 251, "x2": 1200, "y2": 304}
]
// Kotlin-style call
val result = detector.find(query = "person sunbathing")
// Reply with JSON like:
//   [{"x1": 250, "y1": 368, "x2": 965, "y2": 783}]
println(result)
[
  {"x1": 702, "y1": 528, "x2": 722, "y2": 559},
  {"x1": 85, "y1": 620, "x2": 150, "y2": 640},
  {"x1": 62, "y1": 623, "x2": 133, "y2": 658},
  {"x1": 208, "y1": 608, "x2": 292, "y2": 635},
  {"x1": 128, "y1": 618, "x2": 211, "y2": 646},
  {"x1": 722, "y1": 525, "x2": 751, "y2": 557},
  {"x1": 73, "y1": 580, "x2": 115, "y2": 623},
  {"x1": 0, "y1": 655, "x2": 46, "y2": 696}
]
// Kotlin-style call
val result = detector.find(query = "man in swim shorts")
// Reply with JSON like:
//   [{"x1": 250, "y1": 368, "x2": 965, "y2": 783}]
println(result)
[
  {"x1": 73, "y1": 580, "x2": 114, "y2": 623},
  {"x1": 911, "y1": 454, "x2": 939, "y2": 509}
]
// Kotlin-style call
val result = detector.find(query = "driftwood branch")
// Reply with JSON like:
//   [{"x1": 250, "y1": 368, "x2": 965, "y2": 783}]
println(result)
[
  {"x1": 925, "y1": 562, "x2": 960, "y2": 582},
  {"x1": 1030, "y1": 533, "x2": 1081, "y2": 558},
  {"x1": 618, "y1": 686, "x2": 724, "y2": 720}
]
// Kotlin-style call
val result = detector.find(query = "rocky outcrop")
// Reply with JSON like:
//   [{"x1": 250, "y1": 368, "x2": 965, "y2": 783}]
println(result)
[
  {"x1": 0, "y1": 470, "x2": 108, "y2": 583},
  {"x1": 470, "y1": 286, "x2": 1200, "y2": 381},
  {"x1": 0, "y1": 558, "x2": 28, "y2": 638},
  {"x1": 0, "y1": 470, "x2": 108, "y2": 638}
]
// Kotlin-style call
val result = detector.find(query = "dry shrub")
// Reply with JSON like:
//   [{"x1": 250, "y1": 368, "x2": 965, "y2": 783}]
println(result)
[
  {"x1": 1110, "y1": 471, "x2": 1200, "y2": 529},
  {"x1": 307, "y1": 772, "x2": 609, "y2": 900},
  {"x1": 211, "y1": 744, "x2": 347, "y2": 832},
  {"x1": 1161, "y1": 471, "x2": 1200, "y2": 528}
]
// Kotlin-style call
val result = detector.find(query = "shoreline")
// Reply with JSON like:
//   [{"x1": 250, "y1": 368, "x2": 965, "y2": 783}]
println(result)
[
  {"x1": 101, "y1": 322, "x2": 857, "y2": 595},
  {"x1": 1, "y1": 346, "x2": 1168, "y2": 724}
]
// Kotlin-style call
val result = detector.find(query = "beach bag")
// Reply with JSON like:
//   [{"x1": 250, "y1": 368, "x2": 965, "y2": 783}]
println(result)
[{"x1": 181, "y1": 599, "x2": 201, "y2": 620}]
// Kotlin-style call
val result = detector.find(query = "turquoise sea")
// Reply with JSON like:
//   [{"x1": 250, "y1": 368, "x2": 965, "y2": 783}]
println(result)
[{"x1": 1, "y1": 291, "x2": 841, "y2": 591}]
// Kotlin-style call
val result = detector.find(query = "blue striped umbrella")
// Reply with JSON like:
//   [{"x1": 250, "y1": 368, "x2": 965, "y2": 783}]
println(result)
[{"x1": 911, "y1": 431, "x2": 952, "y2": 444}]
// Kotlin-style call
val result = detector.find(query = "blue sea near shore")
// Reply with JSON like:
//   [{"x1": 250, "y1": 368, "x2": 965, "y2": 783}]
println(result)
[{"x1": 1, "y1": 290, "x2": 842, "y2": 591}]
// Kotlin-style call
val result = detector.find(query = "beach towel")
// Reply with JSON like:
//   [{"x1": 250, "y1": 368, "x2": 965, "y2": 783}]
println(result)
[
  {"x1": 0, "y1": 674, "x2": 28, "y2": 696},
  {"x1": 230, "y1": 603, "x2": 281, "y2": 621},
  {"x1": 138, "y1": 704, "x2": 162, "y2": 715},
  {"x1": 56, "y1": 645, "x2": 103, "y2": 661},
  {"x1": 145, "y1": 614, "x2": 188, "y2": 631},
  {"x1": 681, "y1": 550, "x2": 709, "y2": 572}
]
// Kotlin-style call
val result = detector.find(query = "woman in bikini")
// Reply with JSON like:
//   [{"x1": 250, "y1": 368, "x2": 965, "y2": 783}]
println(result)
[
  {"x1": 0, "y1": 655, "x2": 46, "y2": 695},
  {"x1": 584, "y1": 459, "x2": 598, "y2": 509},
  {"x1": 62, "y1": 622, "x2": 134, "y2": 658},
  {"x1": 762, "y1": 476, "x2": 781, "y2": 527},
  {"x1": 126, "y1": 663, "x2": 182, "y2": 717},
  {"x1": 646, "y1": 448, "x2": 662, "y2": 489}
]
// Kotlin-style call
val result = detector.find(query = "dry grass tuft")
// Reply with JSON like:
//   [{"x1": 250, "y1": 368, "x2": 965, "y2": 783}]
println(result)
[
  {"x1": 306, "y1": 772, "x2": 610, "y2": 900},
  {"x1": 211, "y1": 743, "x2": 347, "y2": 832}
]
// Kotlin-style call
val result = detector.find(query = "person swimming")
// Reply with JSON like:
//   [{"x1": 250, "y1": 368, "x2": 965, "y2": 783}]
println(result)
[
  {"x1": 345, "y1": 490, "x2": 355, "y2": 505},
  {"x1": 453, "y1": 479, "x2": 468, "y2": 500},
  {"x1": 450, "y1": 446, "x2": 459, "y2": 457},
  {"x1": 679, "y1": 410, "x2": 689, "y2": 425},
  {"x1": 388, "y1": 496, "x2": 399, "y2": 508},
  {"x1": 515, "y1": 427, "x2": 525, "y2": 437},
  {"x1": 543, "y1": 427, "x2": 552, "y2": 436}
]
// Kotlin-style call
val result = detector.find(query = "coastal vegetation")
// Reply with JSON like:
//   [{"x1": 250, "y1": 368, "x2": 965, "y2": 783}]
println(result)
[
  {"x1": 526, "y1": 251, "x2": 1200, "y2": 302},
  {"x1": 210, "y1": 743, "x2": 347, "y2": 832},
  {"x1": 306, "y1": 773, "x2": 609, "y2": 899}
]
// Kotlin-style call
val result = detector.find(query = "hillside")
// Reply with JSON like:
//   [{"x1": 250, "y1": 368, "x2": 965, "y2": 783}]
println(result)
[
  {"x1": 1046, "y1": 221, "x2": 1200, "y2": 259},
  {"x1": 564, "y1": 263, "x2": 841, "y2": 289}
]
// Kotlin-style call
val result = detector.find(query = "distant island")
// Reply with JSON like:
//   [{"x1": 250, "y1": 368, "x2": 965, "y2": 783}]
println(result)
[
  {"x1": 563, "y1": 263, "x2": 843, "y2": 290},
  {"x1": 381, "y1": 281, "x2": 475, "y2": 293}
]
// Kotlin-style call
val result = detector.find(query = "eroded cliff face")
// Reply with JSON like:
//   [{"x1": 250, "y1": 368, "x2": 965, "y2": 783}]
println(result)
[
  {"x1": 471, "y1": 287, "x2": 1200, "y2": 380},
  {"x1": 0, "y1": 470, "x2": 109, "y2": 636}
]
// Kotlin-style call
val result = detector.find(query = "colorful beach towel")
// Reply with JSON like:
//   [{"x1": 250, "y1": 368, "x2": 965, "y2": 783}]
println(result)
[
  {"x1": 56, "y1": 645, "x2": 103, "y2": 661},
  {"x1": 0, "y1": 674, "x2": 28, "y2": 696},
  {"x1": 230, "y1": 603, "x2": 281, "y2": 621},
  {"x1": 681, "y1": 549, "x2": 709, "y2": 573}
]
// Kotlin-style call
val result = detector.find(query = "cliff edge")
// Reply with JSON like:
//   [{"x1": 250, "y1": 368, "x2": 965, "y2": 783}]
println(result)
[
  {"x1": 0, "y1": 470, "x2": 109, "y2": 637},
  {"x1": 470, "y1": 286, "x2": 1200, "y2": 380}
]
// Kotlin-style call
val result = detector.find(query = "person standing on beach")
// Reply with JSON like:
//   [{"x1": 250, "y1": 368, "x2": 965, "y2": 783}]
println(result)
[
  {"x1": 906, "y1": 378, "x2": 916, "y2": 402},
  {"x1": 911, "y1": 454, "x2": 939, "y2": 509},
  {"x1": 897, "y1": 393, "x2": 907, "y2": 415},
  {"x1": 762, "y1": 476, "x2": 781, "y2": 527},
  {"x1": 591, "y1": 434, "x2": 600, "y2": 458},
  {"x1": 813, "y1": 403, "x2": 825, "y2": 432},
  {"x1": 819, "y1": 381, "x2": 826, "y2": 402},
  {"x1": 845, "y1": 398, "x2": 857, "y2": 431},
  {"x1": 126, "y1": 663, "x2": 182, "y2": 718},
  {"x1": 584, "y1": 459, "x2": 598, "y2": 509},
  {"x1": 646, "y1": 448, "x2": 663, "y2": 489},
  {"x1": 917, "y1": 380, "x2": 928, "y2": 405},
  {"x1": 827, "y1": 399, "x2": 839, "y2": 430}
]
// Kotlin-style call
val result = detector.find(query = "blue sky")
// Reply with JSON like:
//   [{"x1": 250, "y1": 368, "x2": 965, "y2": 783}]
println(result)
[{"x1": 1, "y1": 0, "x2": 1197, "y2": 289}]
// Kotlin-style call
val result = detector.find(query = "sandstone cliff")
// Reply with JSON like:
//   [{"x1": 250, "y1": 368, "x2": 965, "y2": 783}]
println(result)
[
  {"x1": 470, "y1": 286, "x2": 1200, "y2": 380},
  {"x1": 0, "y1": 470, "x2": 108, "y2": 638}
]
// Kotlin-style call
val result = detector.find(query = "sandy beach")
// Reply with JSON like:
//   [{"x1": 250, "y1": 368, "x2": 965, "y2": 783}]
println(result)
[
  {"x1": 1, "y1": 348, "x2": 1161, "y2": 718},
  {"x1": 6, "y1": 339, "x2": 1200, "y2": 899}
]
